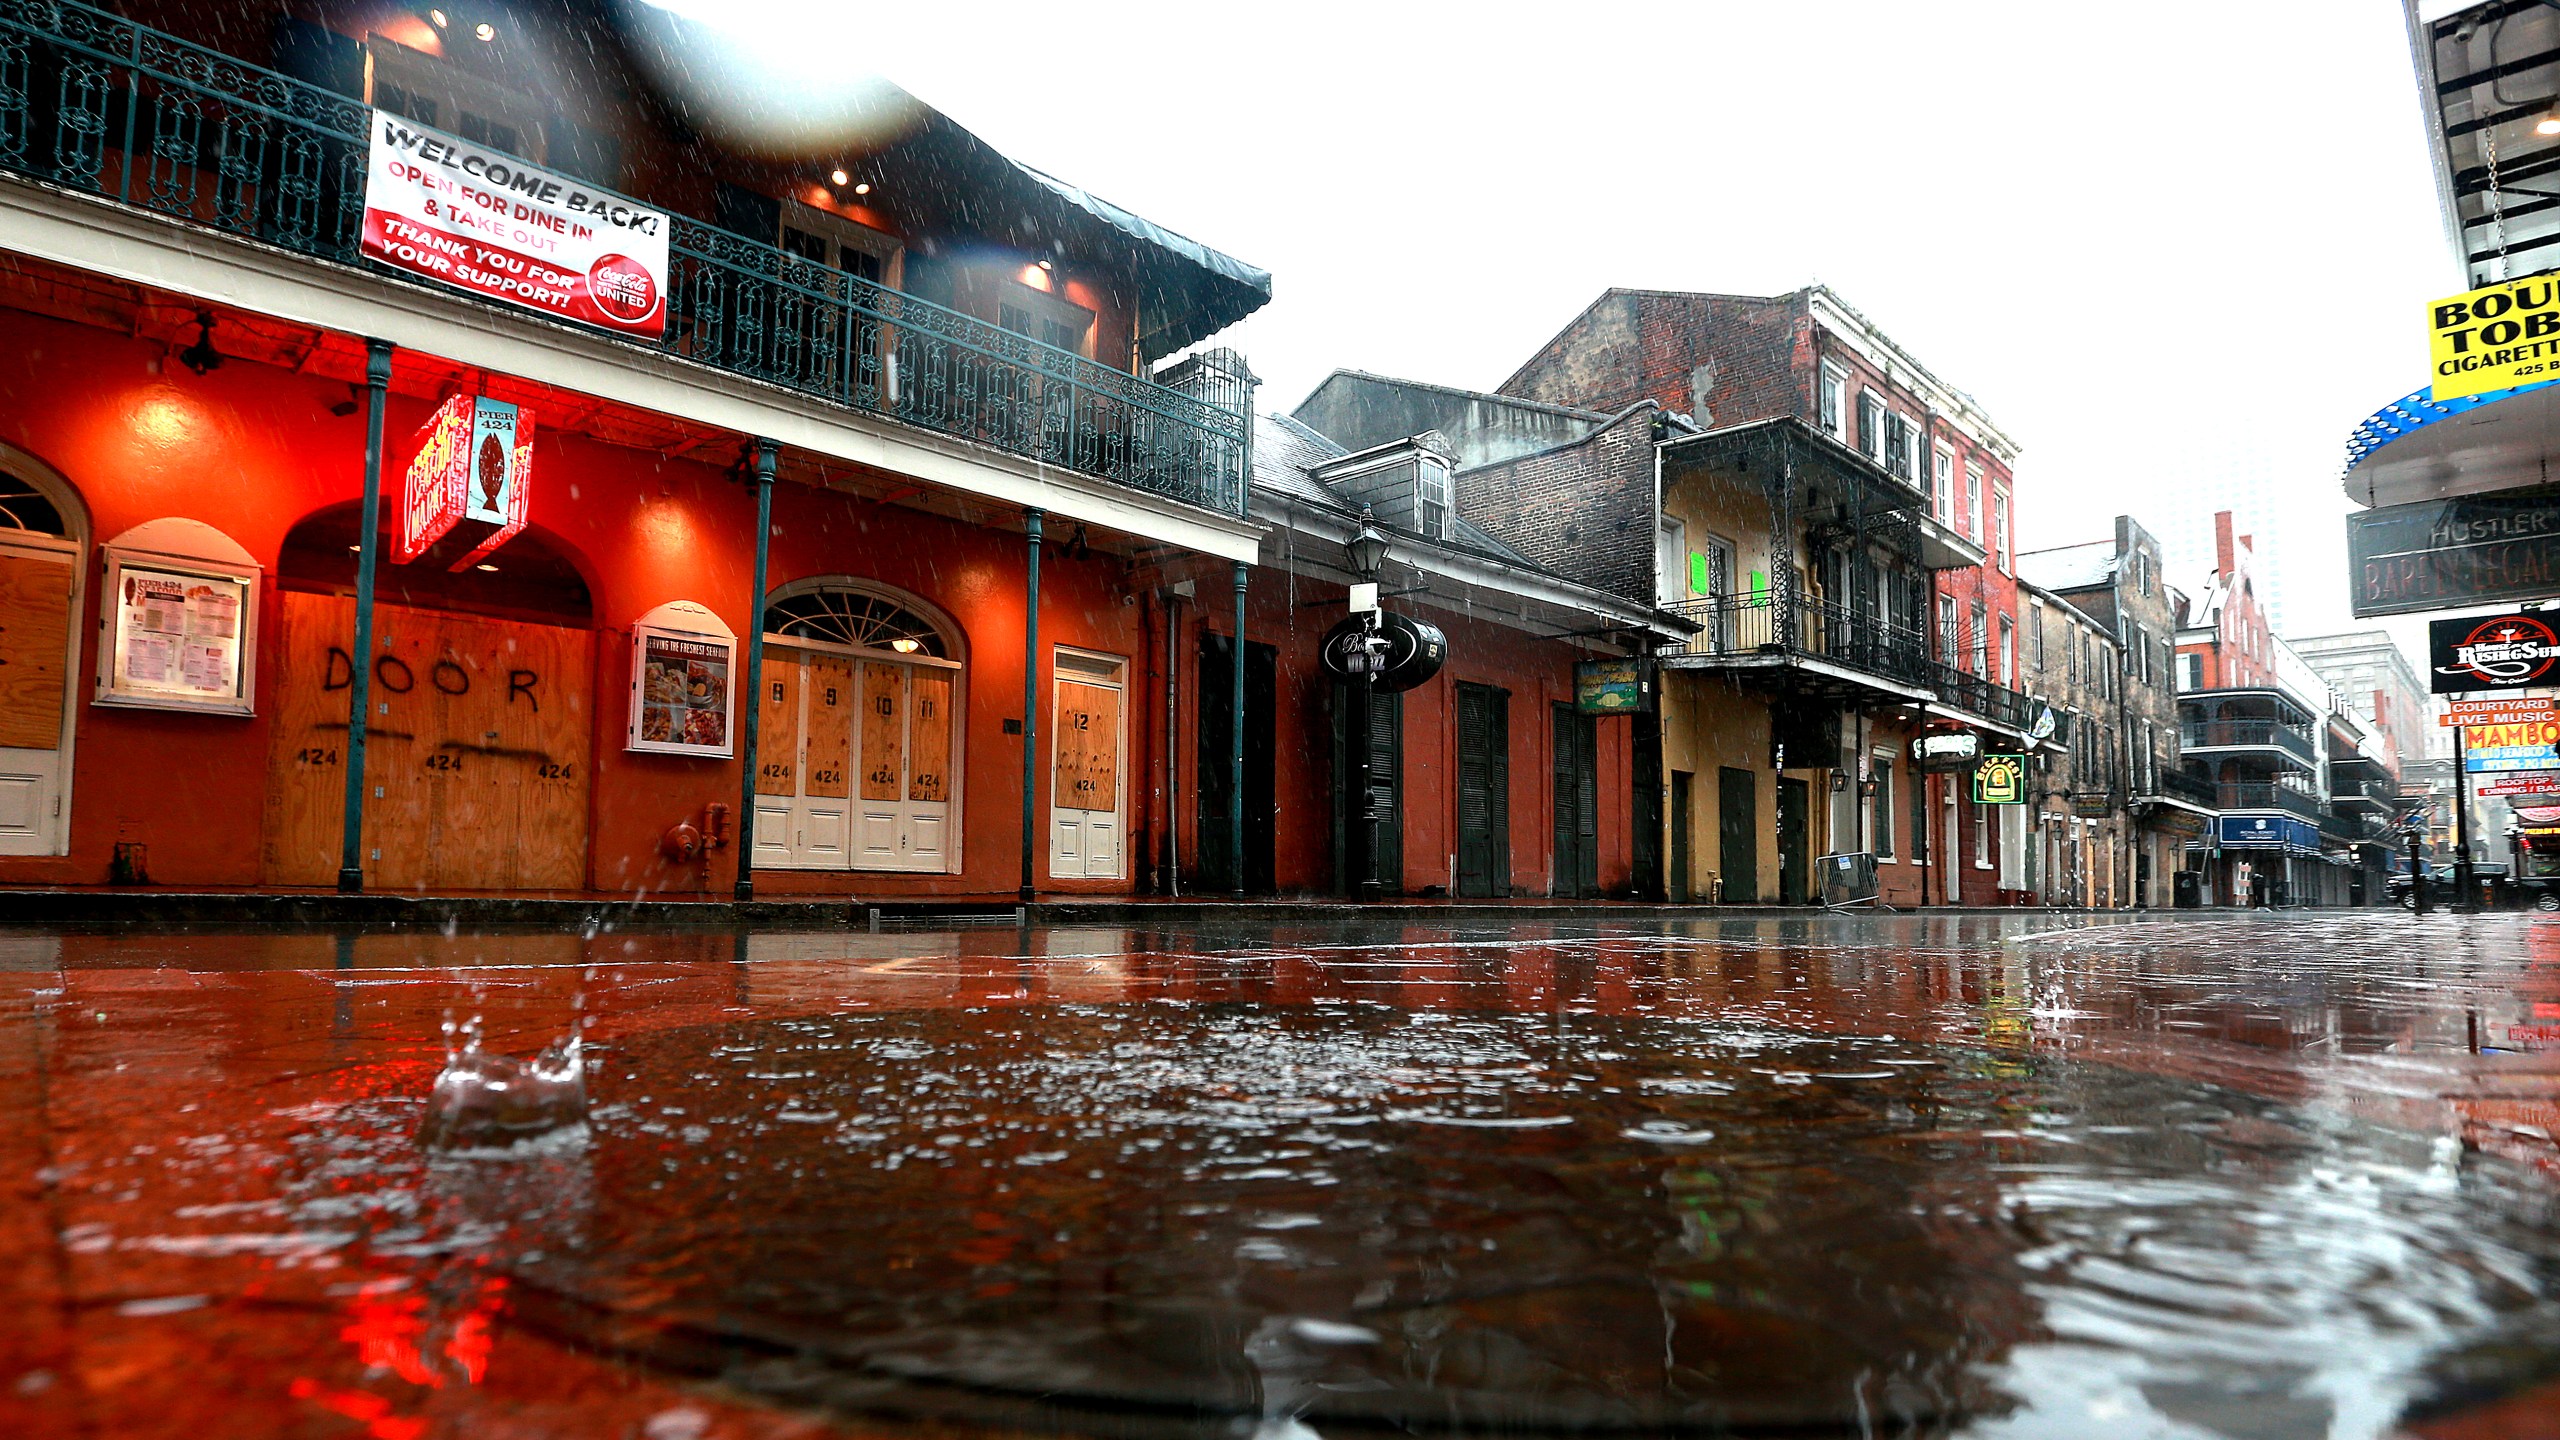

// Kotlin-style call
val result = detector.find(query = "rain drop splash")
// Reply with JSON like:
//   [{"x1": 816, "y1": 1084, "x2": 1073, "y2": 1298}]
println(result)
[{"x1": 417, "y1": 1015, "x2": 588, "y2": 1152}]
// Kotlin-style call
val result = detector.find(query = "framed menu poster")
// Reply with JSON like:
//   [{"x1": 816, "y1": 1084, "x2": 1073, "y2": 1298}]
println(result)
[
  {"x1": 95, "y1": 547, "x2": 259, "y2": 716},
  {"x1": 628, "y1": 600, "x2": 736, "y2": 758}
]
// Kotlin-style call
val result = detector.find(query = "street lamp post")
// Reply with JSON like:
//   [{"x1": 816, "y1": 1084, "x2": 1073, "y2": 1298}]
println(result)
[
  {"x1": 2405, "y1": 822, "x2": 2428, "y2": 917},
  {"x1": 1346, "y1": 508, "x2": 1392, "y2": 902}
]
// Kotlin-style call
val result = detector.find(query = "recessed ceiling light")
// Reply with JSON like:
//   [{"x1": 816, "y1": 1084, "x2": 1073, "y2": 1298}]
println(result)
[
  {"x1": 831, "y1": 168, "x2": 850, "y2": 186},
  {"x1": 428, "y1": 8, "x2": 448, "y2": 26},
  {"x1": 852, "y1": 182, "x2": 870, "y2": 196},
  {"x1": 1037, "y1": 259, "x2": 1053, "y2": 271},
  {"x1": 347, "y1": 544, "x2": 362, "y2": 553},
  {"x1": 474, "y1": 21, "x2": 494, "y2": 41},
  {"x1": 2539, "y1": 113, "x2": 2560, "y2": 137},
  {"x1": 475, "y1": 563, "x2": 499, "y2": 572}
]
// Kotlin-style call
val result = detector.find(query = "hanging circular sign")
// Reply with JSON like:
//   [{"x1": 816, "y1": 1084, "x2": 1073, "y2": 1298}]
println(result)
[{"x1": 1318, "y1": 611, "x2": 1448, "y2": 694}]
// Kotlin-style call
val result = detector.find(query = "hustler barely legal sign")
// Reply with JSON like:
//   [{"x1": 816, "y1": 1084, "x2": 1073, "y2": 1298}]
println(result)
[
  {"x1": 362, "y1": 112, "x2": 670, "y2": 338},
  {"x1": 2430, "y1": 611, "x2": 2560, "y2": 694}
]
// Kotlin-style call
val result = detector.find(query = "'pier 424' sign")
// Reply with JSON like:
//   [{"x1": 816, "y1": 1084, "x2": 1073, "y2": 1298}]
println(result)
[
  {"x1": 361, "y1": 113, "x2": 669, "y2": 339},
  {"x1": 2430, "y1": 611, "x2": 2560, "y2": 694}
]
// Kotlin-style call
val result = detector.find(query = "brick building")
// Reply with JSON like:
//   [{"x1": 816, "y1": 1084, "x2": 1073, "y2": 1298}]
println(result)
[
  {"x1": 1294, "y1": 285, "x2": 2048, "y2": 906},
  {"x1": 1494, "y1": 286, "x2": 2041, "y2": 905},
  {"x1": 2015, "y1": 581, "x2": 2127, "y2": 907},
  {"x1": 2019, "y1": 516, "x2": 2207, "y2": 908},
  {"x1": 2174, "y1": 513, "x2": 2334, "y2": 905}
]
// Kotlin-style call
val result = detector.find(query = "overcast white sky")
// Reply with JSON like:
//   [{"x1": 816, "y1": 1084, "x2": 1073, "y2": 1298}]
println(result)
[{"x1": 666, "y1": 0, "x2": 2454, "y2": 649}]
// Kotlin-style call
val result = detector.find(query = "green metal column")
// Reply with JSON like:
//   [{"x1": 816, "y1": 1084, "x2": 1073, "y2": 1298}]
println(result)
[
  {"x1": 733, "y1": 438, "x2": 778, "y2": 902},
  {"x1": 1021, "y1": 509, "x2": 1043, "y2": 903},
  {"x1": 1231, "y1": 561, "x2": 1247, "y2": 896},
  {"x1": 335, "y1": 339, "x2": 393, "y2": 894}
]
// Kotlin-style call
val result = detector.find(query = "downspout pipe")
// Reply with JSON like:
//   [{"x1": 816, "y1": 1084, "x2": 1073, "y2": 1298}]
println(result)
[
  {"x1": 1021, "y1": 509, "x2": 1043, "y2": 903},
  {"x1": 733, "y1": 437, "x2": 778, "y2": 902},
  {"x1": 336, "y1": 338, "x2": 394, "y2": 894},
  {"x1": 1231, "y1": 561, "x2": 1248, "y2": 896}
]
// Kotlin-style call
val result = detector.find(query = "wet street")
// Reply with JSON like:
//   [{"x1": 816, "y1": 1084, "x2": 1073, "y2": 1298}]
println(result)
[{"x1": 1, "y1": 911, "x2": 2557, "y2": 1440}]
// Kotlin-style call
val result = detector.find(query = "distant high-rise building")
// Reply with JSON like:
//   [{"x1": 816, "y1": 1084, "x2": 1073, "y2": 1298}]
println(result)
[
  {"x1": 2146, "y1": 455, "x2": 2292, "y2": 631},
  {"x1": 2289, "y1": 630, "x2": 2428, "y2": 779}
]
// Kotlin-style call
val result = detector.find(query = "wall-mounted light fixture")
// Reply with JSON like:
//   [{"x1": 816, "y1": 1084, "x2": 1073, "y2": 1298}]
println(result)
[{"x1": 177, "y1": 311, "x2": 223, "y2": 375}]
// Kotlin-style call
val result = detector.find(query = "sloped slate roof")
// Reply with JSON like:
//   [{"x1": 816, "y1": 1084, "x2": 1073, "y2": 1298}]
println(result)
[
  {"x1": 1251, "y1": 413, "x2": 1535, "y2": 569},
  {"x1": 2016, "y1": 541, "x2": 2116, "y2": 593}
]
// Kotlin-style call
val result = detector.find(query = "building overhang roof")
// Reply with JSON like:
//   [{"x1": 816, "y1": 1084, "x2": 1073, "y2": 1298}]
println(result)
[
  {"x1": 2341, "y1": 379, "x2": 2560, "y2": 506},
  {"x1": 2406, "y1": 1, "x2": 2560, "y2": 291}
]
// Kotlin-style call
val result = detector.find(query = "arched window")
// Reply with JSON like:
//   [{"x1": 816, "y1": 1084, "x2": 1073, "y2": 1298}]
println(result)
[
  {"x1": 764, "y1": 586, "x2": 950, "y2": 657},
  {"x1": 0, "y1": 472, "x2": 67, "y2": 535}
]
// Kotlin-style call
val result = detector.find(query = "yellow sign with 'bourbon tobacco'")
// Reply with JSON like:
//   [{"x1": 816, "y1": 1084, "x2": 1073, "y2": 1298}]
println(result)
[{"x1": 2428, "y1": 274, "x2": 2560, "y2": 401}]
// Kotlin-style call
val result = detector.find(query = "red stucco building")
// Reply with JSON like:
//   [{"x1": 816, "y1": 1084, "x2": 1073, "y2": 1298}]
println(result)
[{"x1": 0, "y1": 0, "x2": 1663, "y2": 902}]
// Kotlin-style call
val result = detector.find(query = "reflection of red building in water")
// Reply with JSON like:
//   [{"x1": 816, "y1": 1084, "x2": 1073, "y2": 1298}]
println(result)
[{"x1": 0, "y1": 1, "x2": 1664, "y2": 901}]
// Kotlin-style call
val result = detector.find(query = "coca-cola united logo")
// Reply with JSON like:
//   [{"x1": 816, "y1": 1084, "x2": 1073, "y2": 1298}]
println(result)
[{"x1": 2430, "y1": 612, "x2": 2560, "y2": 694}]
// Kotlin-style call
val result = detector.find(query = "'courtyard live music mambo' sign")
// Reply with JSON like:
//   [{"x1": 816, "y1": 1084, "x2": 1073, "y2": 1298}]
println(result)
[{"x1": 362, "y1": 112, "x2": 669, "y2": 338}]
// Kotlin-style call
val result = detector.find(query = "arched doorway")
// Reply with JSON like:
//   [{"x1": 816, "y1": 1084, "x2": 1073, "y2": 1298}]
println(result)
[
  {"x1": 0, "y1": 455, "x2": 86, "y2": 856},
  {"x1": 750, "y1": 578, "x2": 965, "y2": 874},
  {"x1": 262, "y1": 503, "x2": 597, "y2": 890}
]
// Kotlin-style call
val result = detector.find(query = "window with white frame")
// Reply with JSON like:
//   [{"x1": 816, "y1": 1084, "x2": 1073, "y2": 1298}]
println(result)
[
  {"x1": 1859, "y1": 391, "x2": 1886, "y2": 461},
  {"x1": 1938, "y1": 593, "x2": 1959, "y2": 665},
  {"x1": 1993, "y1": 487, "x2": 2011, "y2": 572},
  {"x1": 1417, "y1": 455, "x2": 1453, "y2": 539},
  {"x1": 1974, "y1": 799, "x2": 1994, "y2": 868},
  {"x1": 1970, "y1": 601, "x2": 1989, "y2": 677},
  {"x1": 1965, "y1": 460, "x2": 1984, "y2": 540},
  {"x1": 1819, "y1": 363, "x2": 1848, "y2": 441},
  {"x1": 1998, "y1": 616, "x2": 2015, "y2": 687},
  {"x1": 1931, "y1": 445, "x2": 1954, "y2": 525},
  {"x1": 1657, "y1": 516, "x2": 1687, "y2": 605}
]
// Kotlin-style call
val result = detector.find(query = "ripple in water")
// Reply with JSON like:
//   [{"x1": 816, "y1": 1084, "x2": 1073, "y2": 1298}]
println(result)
[{"x1": 439, "y1": 1005, "x2": 2560, "y2": 1437}]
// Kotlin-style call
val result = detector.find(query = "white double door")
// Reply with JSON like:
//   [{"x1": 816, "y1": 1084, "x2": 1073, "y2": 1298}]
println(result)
[
  {"x1": 1048, "y1": 649, "x2": 1127, "y2": 880},
  {"x1": 752, "y1": 643, "x2": 956, "y2": 872},
  {"x1": 0, "y1": 531, "x2": 76, "y2": 855}
]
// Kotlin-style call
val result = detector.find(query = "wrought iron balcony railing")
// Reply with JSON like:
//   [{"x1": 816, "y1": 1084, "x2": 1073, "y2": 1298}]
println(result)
[
  {"x1": 2217, "y1": 782, "x2": 2326, "y2": 824},
  {"x1": 0, "y1": 0, "x2": 1249, "y2": 515},
  {"x1": 2153, "y1": 768, "x2": 2218, "y2": 807},
  {"x1": 2179, "y1": 718, "x2": 2317, "y2": 767},
  {"x1": 1661, "y1": 590, "x2": 2040, "y2": 732},
  {"x1": 1922, "y1": 659, "x2": 2039, "y2": 735}
]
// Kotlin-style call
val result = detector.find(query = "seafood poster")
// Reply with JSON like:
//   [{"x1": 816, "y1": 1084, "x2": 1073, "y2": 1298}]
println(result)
[{"x1": 631, "y1": 629, "x2": 733, "y2": 757}]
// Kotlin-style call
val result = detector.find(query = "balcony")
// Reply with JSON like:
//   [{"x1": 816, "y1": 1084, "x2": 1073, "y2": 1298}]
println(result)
[
  {"x1": 2179, "y1": 718, "x2": 2317, "y2": 768},
  {"x1": 1661, "y1": 589, "x2": 2039, "y2": 732},
  {"x1": 2144, "y1": 768, "x2": 2219, "y2": 808},
  {"x1": 0, "y1": 0, "x2": 1248, "y2": 515},
  {"x1": 2217, "y1": 783, "x2": 2327, "y2": 824},
  {"x1": 2328, "y1": 773, "x2": 2398, "y2": 816}
]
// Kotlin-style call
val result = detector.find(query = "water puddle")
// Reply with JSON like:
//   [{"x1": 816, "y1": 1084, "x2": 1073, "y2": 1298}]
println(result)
[{"x1": 406, "y1": 1002, "x2": 2560, "y2": 1436}]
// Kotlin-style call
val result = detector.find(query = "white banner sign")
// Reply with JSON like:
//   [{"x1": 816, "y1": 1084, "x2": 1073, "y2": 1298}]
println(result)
[{"x1": 361, "y1": 112, "x2": 669, "y2": 338}]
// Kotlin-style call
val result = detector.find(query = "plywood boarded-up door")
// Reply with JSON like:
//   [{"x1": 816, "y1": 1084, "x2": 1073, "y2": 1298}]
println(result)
[
  {"x1": 1050, "y1": 653, "x2": 1125, "y2": 880},
  {"x1": 0, "y1": 538, "x2": 75, "y2": 855},
  {"x1": 263, "y1": 591, "x2": 592, "y2": 890}
]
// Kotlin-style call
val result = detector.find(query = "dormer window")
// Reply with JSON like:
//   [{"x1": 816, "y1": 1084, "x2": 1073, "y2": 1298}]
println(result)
[
  {"x1": 1308, "y1": 435, "x2": 1457, "y2": 544},
  {"x1": 1417, "y1": 454, "x2": 1452, "y2": 539}
]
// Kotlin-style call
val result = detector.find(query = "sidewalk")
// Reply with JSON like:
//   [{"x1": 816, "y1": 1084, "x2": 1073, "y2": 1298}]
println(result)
[{"x1": 0, "y1": 886, "x2": 2149, "y2": 929}]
